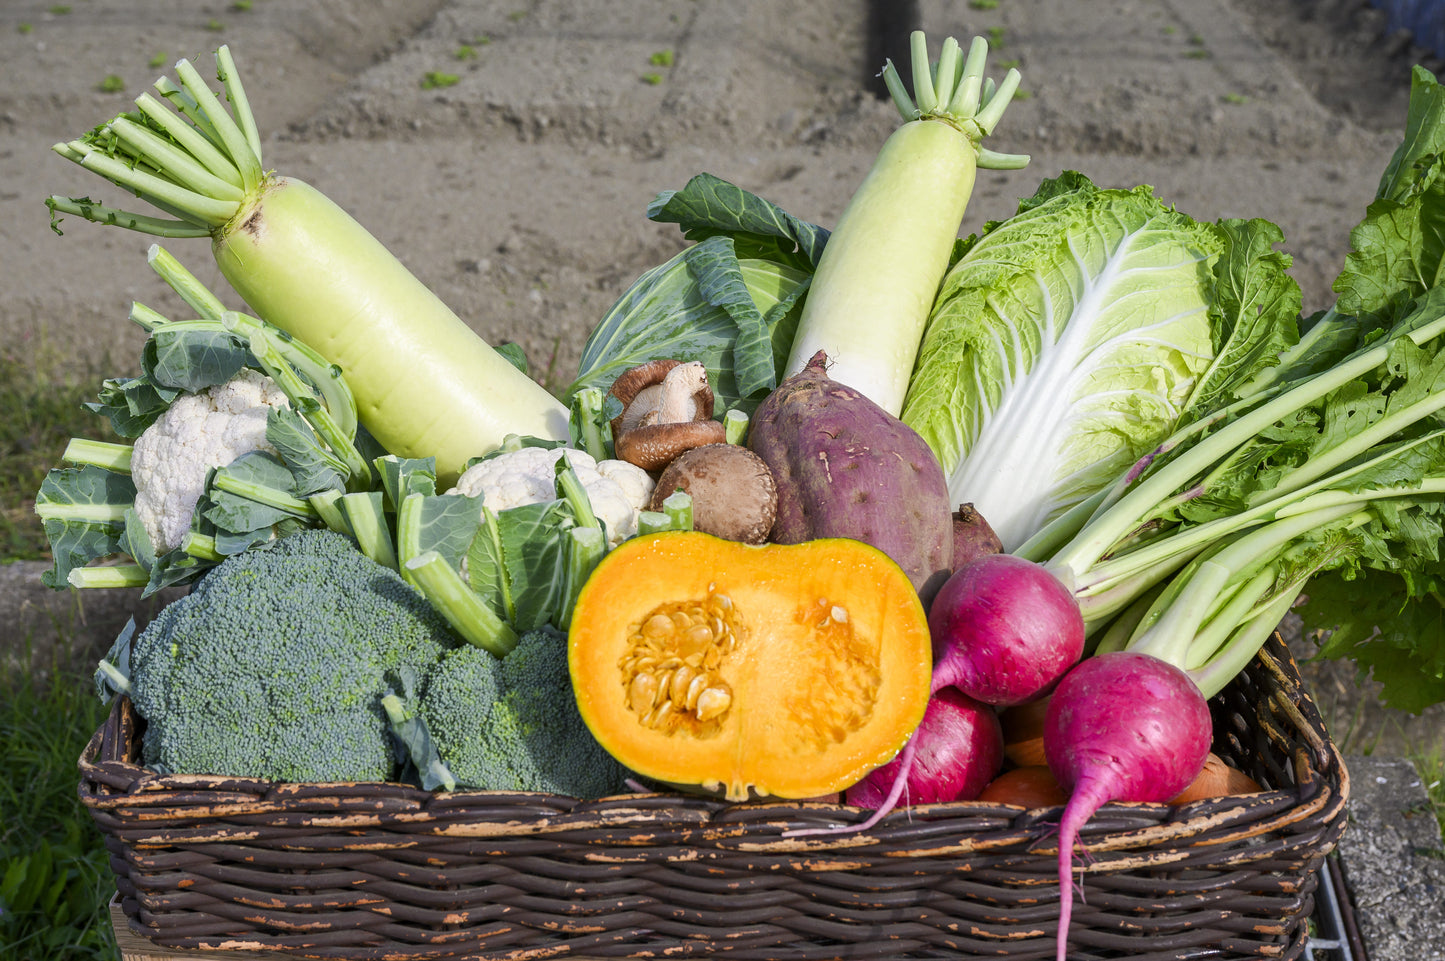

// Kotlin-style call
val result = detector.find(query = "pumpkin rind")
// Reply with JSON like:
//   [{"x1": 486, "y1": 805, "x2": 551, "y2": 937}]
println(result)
[{"x1": 568, "y1": 532, "x2": 933, "y2": 801}]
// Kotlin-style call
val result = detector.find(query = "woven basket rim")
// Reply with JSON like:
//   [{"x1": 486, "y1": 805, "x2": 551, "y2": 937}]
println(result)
[
  {"x1": 78, "y1": 637, "x2": 1350, "y2": 856},
  {"x1": 83, "y1": 634, "x2": 1353, "y2": 961}
]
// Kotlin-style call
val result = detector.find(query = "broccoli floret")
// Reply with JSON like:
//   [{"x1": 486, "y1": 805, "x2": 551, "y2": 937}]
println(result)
[
  {"x1": 417, "y1": 628, "x2": 630, "y2": 797},
  {"x1": 126, "y1": 528, "x2": 460, "y2": 782}
]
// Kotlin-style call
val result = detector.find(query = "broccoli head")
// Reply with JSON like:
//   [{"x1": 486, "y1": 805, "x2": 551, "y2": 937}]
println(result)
[
  {"x1": 416, "y1": 628, "x2": 631, "y2": 797},
  {"x1": 126, "y1": 528, "x2": 460, "y2": 782}
]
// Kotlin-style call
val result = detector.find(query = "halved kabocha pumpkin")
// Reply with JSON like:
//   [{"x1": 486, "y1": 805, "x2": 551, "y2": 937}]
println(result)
[{"x1": 568, "y1": 531, "x2": 933, "y2": 801}]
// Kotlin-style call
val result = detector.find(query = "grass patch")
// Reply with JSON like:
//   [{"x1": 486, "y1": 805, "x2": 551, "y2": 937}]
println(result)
[
  {"x1": 421, "y1": 71, "x2": 460, "y2": 90},
  {"x1": 0, "y1": 646, "x2": 117, "y2": 959},
  {"x1": 0, "y1": 350, "x2": 117, "y2": 563},
  {"x1": 1408, "y1": 747, "x2": 1445, "y2": 839}
]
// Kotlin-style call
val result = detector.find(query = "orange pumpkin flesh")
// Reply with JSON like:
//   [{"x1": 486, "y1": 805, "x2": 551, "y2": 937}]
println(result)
[{"x1": 568, "y1": 532, "x2": 933, "y2": 801}]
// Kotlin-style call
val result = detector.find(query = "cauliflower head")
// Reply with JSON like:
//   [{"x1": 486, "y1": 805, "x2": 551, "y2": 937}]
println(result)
[
  {"x1": 447, "y1": 446, "x2": 653, "y2": 547},
  {"x1": 130, "y1": 368, "x2": 290, "y2": 553}
]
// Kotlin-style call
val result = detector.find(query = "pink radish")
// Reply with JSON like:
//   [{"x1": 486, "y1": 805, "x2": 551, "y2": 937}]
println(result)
[
  {"x1": 786, "y1": 554, "x2": 1082, "y2": 838},
  {"x1": 845, "y1": 685, "x2": 1003, "y2": 809},
  {"x1": 1043, "y1": 651, "x2": 1211, "y2": 961},
  {"x1": 928, "y1": 553, "x2": 1085, "y2": 706}
]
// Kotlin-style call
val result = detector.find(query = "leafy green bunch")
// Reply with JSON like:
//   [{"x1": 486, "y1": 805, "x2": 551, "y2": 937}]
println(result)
[{"x1": 1018, "y1": 66, "x2": 1445, "y2": 712}]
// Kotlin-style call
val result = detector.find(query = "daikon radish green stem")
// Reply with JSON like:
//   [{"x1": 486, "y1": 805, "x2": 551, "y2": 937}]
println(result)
[
  {"x1": 783, "y1": 31, "x2": 1028, "y2": 415},
  {"x1": 146, "y1": 244, "x2": 228, "y2": 322},
  {"x1": 47, "y1": 46, "x2": 569, "y2": 480}
]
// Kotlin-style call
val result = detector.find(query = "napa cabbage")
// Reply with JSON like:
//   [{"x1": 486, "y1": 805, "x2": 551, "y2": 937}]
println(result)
[{"x1": 900, "y1": 172, "x2": 1298, "y2": 550}]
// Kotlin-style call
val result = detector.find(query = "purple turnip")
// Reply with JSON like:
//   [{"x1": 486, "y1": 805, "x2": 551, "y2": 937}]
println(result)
[
  {"x1": 748, "y1": 350, "x2": 953, "y2": 602},
  {"x1": 1042, "y1": 651, "x2": 1212, "y2": 961},
  {"x1": 928, "y1": 553, "x2": 1085, "y2": 707}
]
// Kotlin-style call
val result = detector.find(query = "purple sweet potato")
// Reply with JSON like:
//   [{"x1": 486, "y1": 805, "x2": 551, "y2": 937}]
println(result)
[
  {"x1": 748, "y1": 350, "x2": 953, "y2": 601},
  {"x1": 952, "y1": 503, "x2": 1004, "y2": 570}
]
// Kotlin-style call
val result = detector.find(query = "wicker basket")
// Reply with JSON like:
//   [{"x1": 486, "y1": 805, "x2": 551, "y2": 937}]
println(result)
[{"x1": 80, "y1": 634, "x2": 1348, "y2": 961}]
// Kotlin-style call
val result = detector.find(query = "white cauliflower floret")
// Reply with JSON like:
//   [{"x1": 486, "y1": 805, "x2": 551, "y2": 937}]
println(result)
[
  {"x1": 131, "y1": 368, "x2": 290, "y2": 554},
  {"x1": 596, "y1": 457, "x2": 657, "y2": 512},
  {"x1": 447, "y1": 446, "x2": 654, "y2": 547}
]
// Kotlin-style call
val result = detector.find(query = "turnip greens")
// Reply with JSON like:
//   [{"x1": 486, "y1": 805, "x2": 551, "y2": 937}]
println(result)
[{"x1": 1013, "y1": 67, "x2": 1445, "y2": 712}]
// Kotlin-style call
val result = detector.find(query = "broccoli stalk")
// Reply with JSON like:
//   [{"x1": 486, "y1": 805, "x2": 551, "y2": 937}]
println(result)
[
  {"x1": 724, "y1": 408, "x2": 750, "y2": 446},
  {"x1": 301, "y1": 453, "x2": 439, "y2": 569},
  {"x1": 637, "y1": 489, "x2": 695, "y2": 536},
  {"x1": 393, "y1": 456, "x2": 622, "y2": 642},
  {"x1": 568, "y1": 386, "x2": 612, "y2": 463},
  {"x1": 404, "y1": 550, "x2": 519, "y2": 657},
  {"x1": 381, "y1": 668, "x2": 457, "y2": 792},
  {"x1": 559, "y1": 526, "x2": 605, "y2": 632},
  {"x1": 338, "y1": 491, "x2": 399, "y2": 569},
  {"x1": 307, "y1": 488, "x2": 349, "y2": 533},
  {"x1": 94, "y1": 619, "x2": 137, "y2": 701}
]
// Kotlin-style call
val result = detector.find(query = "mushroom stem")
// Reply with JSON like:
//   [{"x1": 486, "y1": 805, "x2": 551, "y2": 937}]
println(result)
[{"x1": 646, "y1": 362, "x2": 712, "y2": 425}]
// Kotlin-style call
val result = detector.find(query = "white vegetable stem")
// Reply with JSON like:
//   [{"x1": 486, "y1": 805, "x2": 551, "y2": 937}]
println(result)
[
  {"x1": 783, "y1": 32, "x2": 1028, "y2": 415},
  {"x1": 47, "y1": 46, "x2": 569, "y2": 481}
]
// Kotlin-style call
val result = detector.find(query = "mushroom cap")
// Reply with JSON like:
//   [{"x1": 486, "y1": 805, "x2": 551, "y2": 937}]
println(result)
[
  {"x1": 649, "y1": 444, "x2": 777, "y2": 544},
  {"x1": 608, "y1": 359, "x2": 723, "y2": 471},
  {"x1": 615, "y1": 419, "x2": 728, "y2": 472},
  {"x1": 608, "y1": 359, "x2": 717, "y2": 436}
]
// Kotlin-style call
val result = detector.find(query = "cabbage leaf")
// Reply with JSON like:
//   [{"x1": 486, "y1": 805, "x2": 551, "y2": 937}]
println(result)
[
  {"x1": 565, "y1": 173, "x2": 824, "y2": 415},
  {"x1": 900, "y1": 172, "x2": 1298, "y2": 549}
]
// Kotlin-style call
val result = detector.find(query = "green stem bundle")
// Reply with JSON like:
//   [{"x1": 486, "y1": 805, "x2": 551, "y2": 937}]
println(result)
[{"x1": 1026, "y1": 292, "x2": 1445, "y2": 699}]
